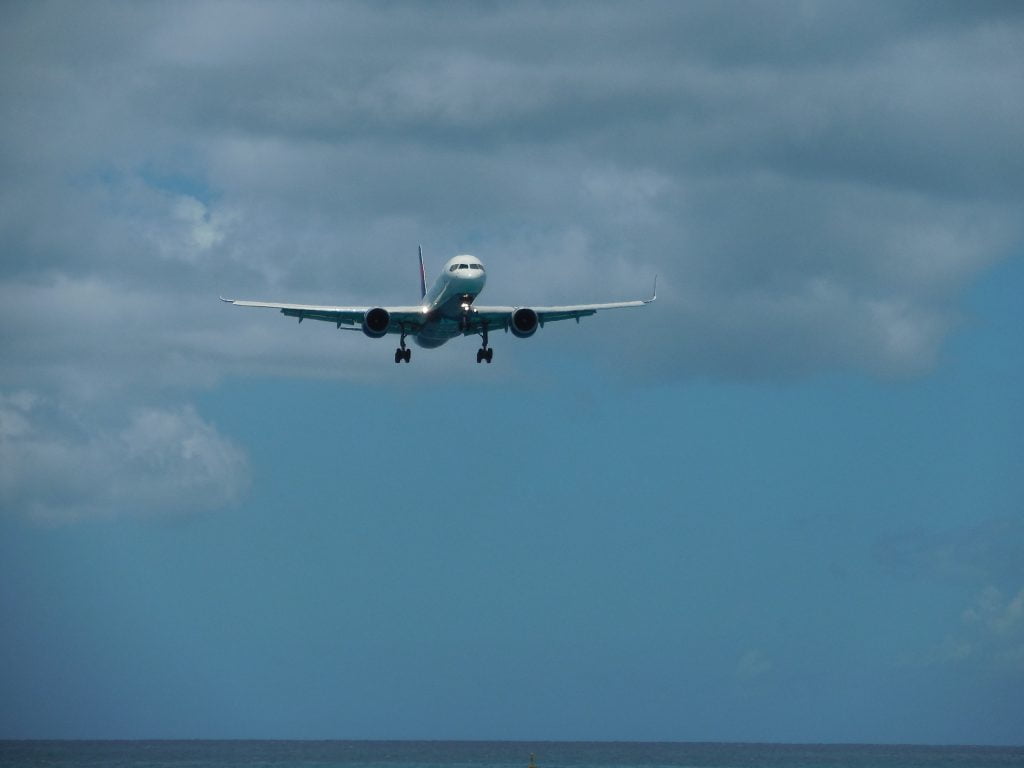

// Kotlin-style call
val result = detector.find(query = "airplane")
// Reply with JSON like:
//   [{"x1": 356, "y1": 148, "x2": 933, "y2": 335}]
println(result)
[{"x1": 221, "y1": 247, "x2": 656, "y2": 363}]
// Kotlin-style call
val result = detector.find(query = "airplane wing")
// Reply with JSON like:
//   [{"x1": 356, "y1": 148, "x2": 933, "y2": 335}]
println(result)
[
  {"x1": 467, "y1": 277, "x2": 657, "y2": 333},
  {"x1": 219, "y1": 298, "x2": 425, "y2": 332}
]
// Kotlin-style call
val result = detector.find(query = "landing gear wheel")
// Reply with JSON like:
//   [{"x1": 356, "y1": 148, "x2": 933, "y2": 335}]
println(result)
[
  {"x1": 395, "y1": 326, "x2": 412, "y2": 363},
  {"x1": 476, "y1": 323, "x2": 493, "y2": 364}
]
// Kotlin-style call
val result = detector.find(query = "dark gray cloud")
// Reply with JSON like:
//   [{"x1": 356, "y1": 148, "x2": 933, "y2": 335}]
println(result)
[{"x1": 1, "y1": 0, "x2": 1022, "y2": 517}]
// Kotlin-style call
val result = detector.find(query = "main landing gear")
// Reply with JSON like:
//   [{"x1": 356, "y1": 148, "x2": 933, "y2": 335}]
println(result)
[
  {"x1": 394, "y1": 327, "x2": 412, "y2": 363},
  {"x1": 476, "y1": 323, "x2": 493, "y2": 364}
]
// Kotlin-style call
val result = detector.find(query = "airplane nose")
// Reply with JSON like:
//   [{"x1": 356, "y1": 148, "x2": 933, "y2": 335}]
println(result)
[{"x1": 459, "y1": 270, "x2": 486, "y2": 288}]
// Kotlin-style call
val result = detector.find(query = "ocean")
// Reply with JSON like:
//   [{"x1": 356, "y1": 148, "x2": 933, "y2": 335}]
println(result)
[{"x1": 1, "y1": 741, "x2": 1022, "y2": 768}]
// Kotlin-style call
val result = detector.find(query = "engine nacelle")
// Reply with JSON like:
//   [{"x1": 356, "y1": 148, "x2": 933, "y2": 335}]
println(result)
[
  {"x1": 510, "y1": 307, "x2": 539, "y2": 338},
  {"x1": 361, "y1": 307, "x2": 391, "y2": 338}
]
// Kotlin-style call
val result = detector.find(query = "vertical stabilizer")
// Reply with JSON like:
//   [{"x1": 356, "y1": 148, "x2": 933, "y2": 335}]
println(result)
[{"x1": 418, "y1": 245, "x2": 427, "y2": 299}]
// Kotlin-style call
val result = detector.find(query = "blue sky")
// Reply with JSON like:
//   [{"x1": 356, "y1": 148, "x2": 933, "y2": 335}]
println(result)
[{"x1": 1, "y1": 0, "x2": 1022, "y2": 745}]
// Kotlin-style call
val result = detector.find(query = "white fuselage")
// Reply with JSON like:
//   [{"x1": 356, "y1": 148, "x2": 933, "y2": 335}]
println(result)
[{"x1": 414, "y1": 254, "x2": 487, "y2": 348}]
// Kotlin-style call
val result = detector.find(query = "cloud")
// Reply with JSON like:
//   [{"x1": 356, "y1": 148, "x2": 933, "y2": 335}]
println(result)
[
  {"x1": 1, "y1": 2, "x2": 1022, "y2": 518},
  {"x1": 879, "y1": 521, "x2": 1024, "y2": 676},
  {"x1": 3, "y1": 3, "x2": 1021, "y2": 369},
  {"x1": 874, "y1": 518, "x2": 1024, "y2": 590},
  {"x1": 168, "y1": 195, "x2": 229, "y2": 257},
  {"x1": 963, "y1": 586, "x2": 1024, "y2": 638},
  {"x1": 909, "y1": 586, "x2": 1024, "y2": 675},
  {"x1": 735, "y1": 649, "x2": 773, "y2": 681},
  {"x1": 0, "y1": 393, "x2": 249, "y2": 523}
]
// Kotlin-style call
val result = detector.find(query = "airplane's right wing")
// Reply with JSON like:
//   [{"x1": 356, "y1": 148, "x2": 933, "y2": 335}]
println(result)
[{"x1": 219, "y1": 298, "x2": 426, "y2": 333}]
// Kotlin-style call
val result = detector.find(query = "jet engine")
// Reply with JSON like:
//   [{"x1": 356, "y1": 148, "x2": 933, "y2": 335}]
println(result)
[
  {"x1": 361, "y1": 307, "x2": 391, "y2": 338},
  {"x1": 510, "y1": 307, "x2": 539, "y2": 338}
]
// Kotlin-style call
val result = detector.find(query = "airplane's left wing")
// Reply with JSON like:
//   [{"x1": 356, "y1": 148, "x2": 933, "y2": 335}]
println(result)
[
  {"x1": 467, "y1": 277, "x2": 657, "y2": 334},
  {"x1": 219, "y1": 297, "x2": 425, "y2": 333}
]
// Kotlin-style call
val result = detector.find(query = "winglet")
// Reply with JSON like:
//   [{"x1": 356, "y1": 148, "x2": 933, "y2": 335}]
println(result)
[
  {"x1": 645, "y1": 275, "x2": 658, "y2": 304},
  {"x1": 219, "y1": 295, "x2": 235, "y2": 304},
  {"x1": 418, "y1": 245, "x2": 427, "y2": 299}
]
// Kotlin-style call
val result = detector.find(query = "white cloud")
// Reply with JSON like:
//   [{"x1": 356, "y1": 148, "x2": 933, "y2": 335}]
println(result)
[
  {"x1": 963, "y1": 586, "x2": 1024, "y2": 638},
  {"x1": 875, "y1": 519, "x2": 1024, "y2": 593},
  {"x1": 0, "y1": 394, "x2": 249, "y2": 523},
  {"x1": 170, "y1": 195, "x2": 228, "y2": 256},
  {"x1": 962, "y1": 585, "x2": 1024, "y2": 674},
  {"x1": 906, "y1": 585, "x2": 1024, "y2": 675},
  {"x1": 0, "y1": 391, "x2": 37, "y2": 439},
  {"x1": 736, "y1": 649, "x2": 773, "y2": 681}
]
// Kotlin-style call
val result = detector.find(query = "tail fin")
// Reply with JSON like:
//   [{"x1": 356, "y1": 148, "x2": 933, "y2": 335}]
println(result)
[{"x1": 418, "y1": 244, "x2": 427, "y2": 299}]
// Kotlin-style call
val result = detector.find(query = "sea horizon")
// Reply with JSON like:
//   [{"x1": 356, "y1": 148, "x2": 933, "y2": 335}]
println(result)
[
  {"x1": 2, "y1": 739, "x2": 1023, "y2": 746},
  {"x1": 2, "y1": 739, "x2": 1022, "y2": 768}
]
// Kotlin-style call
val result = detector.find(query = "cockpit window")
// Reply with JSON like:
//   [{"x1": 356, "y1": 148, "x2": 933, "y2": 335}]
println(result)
[
  {"x1": 458, "y1": 264, "x2": 469, "y2": 270},
  {"x1": 469, "y1": 264, "x2": 483, "y2": 270},
  {"x1": 449, "y1": 264, "x2": 458, "y2": 272}
]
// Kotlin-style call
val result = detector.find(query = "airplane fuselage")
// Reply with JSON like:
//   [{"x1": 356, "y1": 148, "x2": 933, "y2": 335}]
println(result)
[{"x1": 414, "y1": 254, "x2": 487, "y2": 348}]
